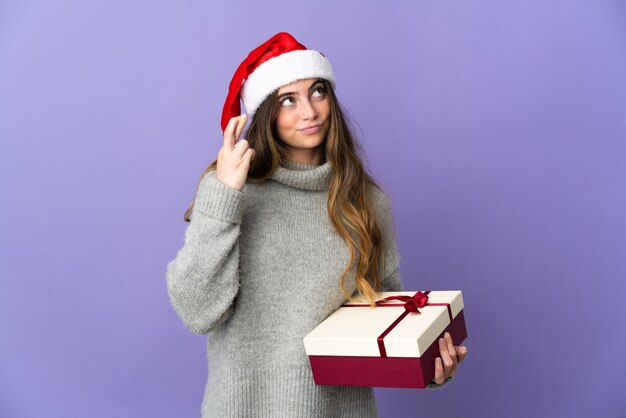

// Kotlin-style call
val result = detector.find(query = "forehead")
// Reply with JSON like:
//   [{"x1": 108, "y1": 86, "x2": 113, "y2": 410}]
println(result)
[{"x1": 277, "y1": 78, "x2": 323, "y2": 94}]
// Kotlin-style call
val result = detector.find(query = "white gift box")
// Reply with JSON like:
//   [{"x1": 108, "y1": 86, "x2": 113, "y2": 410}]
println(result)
[{"x1": 302, "y1": 290, "x2": 467, "y2": 388}]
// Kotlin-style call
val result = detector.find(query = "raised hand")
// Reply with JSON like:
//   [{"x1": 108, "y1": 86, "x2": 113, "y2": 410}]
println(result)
[{"x1": 216, "y1": 114, "x2": 255, "y2": 191}]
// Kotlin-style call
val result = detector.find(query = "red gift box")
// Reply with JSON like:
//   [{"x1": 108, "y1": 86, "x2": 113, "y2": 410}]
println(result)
[{"x1": 303, "y1": 290, "x2": 467, "y2": 388}]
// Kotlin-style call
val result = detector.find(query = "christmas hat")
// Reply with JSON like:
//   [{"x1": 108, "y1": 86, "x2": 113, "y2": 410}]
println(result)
[{"x1": 221, "y1": 32, "x2": 336, "y2": 133}]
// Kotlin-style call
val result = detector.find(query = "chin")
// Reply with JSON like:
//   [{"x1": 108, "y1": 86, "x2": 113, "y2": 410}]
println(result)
[{"x1": 301, "y1": 136, "x2": 325, "y2": 148}]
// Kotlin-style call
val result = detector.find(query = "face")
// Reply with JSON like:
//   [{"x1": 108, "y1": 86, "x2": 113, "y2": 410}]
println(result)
[{"x1": 275, "y1": 78, "x2": 331, "y2": 165}]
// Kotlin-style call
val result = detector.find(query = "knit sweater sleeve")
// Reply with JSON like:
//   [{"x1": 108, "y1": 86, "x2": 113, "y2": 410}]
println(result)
[{"x1": 166, "y1": 171, "x2": 244, "y2": 334}]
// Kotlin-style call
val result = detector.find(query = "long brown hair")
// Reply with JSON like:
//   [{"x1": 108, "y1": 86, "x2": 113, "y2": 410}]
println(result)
[{"x1": 183, "y1": 79, "x2": 388, "y2": 307}]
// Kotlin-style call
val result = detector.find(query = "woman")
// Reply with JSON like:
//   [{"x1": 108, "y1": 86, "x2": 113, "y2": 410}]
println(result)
[{"x1": 166, "y1": 32, "x2": 467, "y2": 418}]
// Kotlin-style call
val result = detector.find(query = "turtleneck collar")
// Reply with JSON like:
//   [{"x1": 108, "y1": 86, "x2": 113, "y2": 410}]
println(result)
[{"x1": 269, "y1": 160, "x2": 332, "y2": 191}]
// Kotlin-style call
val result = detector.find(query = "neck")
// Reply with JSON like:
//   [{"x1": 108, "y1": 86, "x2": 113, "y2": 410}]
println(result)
[{"x1": 285, "y1": 147, "x2": 323, "y2": 166}]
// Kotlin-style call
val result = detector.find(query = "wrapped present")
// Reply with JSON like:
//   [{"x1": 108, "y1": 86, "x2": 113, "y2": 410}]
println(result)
[{"x1": 302, "y1": 290, "x2": 467, "y2": 388}]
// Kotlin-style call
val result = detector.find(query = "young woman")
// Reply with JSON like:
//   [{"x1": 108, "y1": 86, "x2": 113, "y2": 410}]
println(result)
[{"x1": 166, "y1": 32, "x2": 467, "y2": 418}]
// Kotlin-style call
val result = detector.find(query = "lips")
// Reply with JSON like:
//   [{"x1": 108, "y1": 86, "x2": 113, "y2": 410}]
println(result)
[{"x1": 299, "y1": 124, "x2": 321, "y2": 133}]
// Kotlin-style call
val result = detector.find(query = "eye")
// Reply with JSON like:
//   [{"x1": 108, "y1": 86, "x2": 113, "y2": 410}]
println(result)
[
  {"x1": 312, "y1": 87, "x2": 326, "y2": 99},
  {"x1": 280, "y1": 96, "x2": 294, "y2": 107}
]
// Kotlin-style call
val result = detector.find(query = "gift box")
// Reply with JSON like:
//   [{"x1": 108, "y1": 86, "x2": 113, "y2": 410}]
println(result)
[{"x1": 302, "y1": 290, "x2": 467, "y2": 388}]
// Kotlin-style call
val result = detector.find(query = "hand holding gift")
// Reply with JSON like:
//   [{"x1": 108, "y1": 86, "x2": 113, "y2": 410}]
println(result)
[{"x1": 432, "y1": 331, "x2": 468, "y2": 385}]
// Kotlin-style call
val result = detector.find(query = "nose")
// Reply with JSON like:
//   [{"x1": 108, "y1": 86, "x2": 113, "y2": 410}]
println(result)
[{"x1": 300, "y1": 98, "x2": 319, "y2": 120}]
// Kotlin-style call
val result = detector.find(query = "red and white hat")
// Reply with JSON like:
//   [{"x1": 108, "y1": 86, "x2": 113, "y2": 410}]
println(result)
[{"x1": 221, "y1": 32, "x2": 336, "y2": 132}]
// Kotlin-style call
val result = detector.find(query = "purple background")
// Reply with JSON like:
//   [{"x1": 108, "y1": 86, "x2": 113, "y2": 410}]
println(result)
[{"x1": 1, "y1": 1, "x2": 625, "y2": 417}]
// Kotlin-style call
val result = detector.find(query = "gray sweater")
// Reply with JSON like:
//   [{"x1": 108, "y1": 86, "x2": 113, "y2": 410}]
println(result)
[{"x1": 166, "y1": 160, "x2": 450, "y2": 418}]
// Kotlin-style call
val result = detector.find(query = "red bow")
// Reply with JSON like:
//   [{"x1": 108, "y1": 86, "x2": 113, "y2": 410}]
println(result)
[{"x1": 375, "y1": 291, "x2": 429, "y2": 313}]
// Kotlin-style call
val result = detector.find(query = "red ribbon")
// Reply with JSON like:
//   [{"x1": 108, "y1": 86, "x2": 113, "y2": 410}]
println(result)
[
  {"x1": 343, "y1": 291, "x2": 453, "y2": 357},
  {"x1": 375, "y1": 291, "x2": 430, "y2": 312}
]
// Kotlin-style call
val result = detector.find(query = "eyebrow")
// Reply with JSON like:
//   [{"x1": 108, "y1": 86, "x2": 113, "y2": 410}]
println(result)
[{"x1": 278, "y1": 79, "x2": 324, "y2": 99}]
